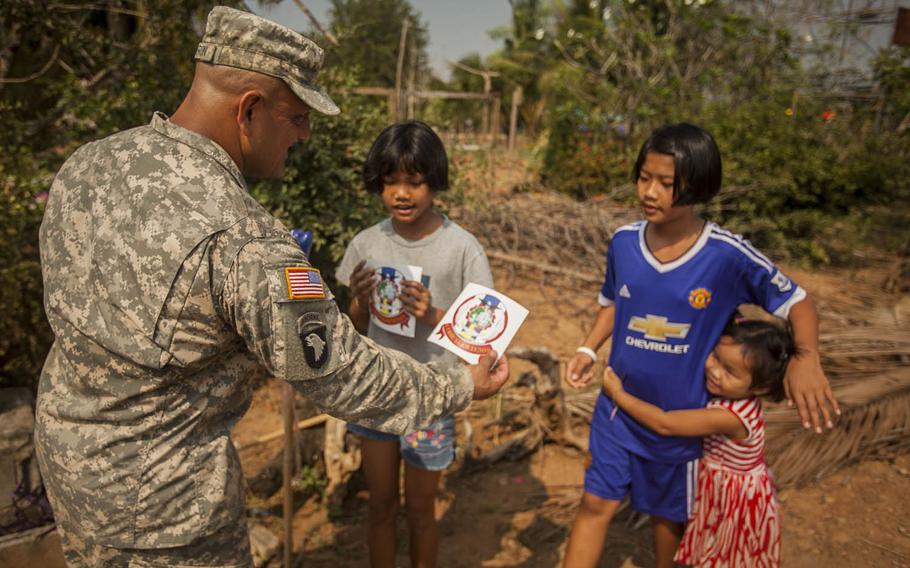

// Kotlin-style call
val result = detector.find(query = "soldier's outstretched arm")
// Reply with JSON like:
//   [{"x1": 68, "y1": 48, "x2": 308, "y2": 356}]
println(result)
[{"x1": 216, "y1": 232, "x2": 509, "y2": 435}]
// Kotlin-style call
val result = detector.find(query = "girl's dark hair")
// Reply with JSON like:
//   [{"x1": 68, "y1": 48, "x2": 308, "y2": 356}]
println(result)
[
  {"x1": 722, "y1": 317, "x2": 797, "y2": 402},
  {"x1": 362, "y1": 121, "x2": 449, "y2": 194},
  {"x1": 632, "y1": 123, "x2": 722, "y2": 206}
]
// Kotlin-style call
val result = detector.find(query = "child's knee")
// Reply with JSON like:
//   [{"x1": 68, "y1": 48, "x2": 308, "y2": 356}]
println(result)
[
  {"x1": 368, "y1": 495, "x2": 400, "y2": 524},
  {"x1": 404, "y1": 496, "x2": 436, "y2": 524},
  {"x1": 578, "y1": 492, "x2": 621, "y2": 520}
]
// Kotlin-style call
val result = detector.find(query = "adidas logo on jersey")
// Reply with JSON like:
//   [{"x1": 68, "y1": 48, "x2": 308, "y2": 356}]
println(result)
[{"x1": 619, "y1": 284, "x2": 631, "y2": 298}]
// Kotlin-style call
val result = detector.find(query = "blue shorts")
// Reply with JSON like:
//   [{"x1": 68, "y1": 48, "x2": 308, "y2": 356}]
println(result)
[
  {"x1": 585, "y1": 428, "x2": 698, "y2": 523},
  {"x1": 347, "y1": 415, "x2": 456, "y2": 471}
]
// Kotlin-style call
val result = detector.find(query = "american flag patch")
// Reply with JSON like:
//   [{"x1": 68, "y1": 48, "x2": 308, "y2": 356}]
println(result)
[{"x1": 285, "y1": 267, "x2": 325, "y2": 299}]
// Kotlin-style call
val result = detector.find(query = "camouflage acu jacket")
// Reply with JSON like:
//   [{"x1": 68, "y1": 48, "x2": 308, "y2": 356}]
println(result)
[{"x1": 35, "y1": 112, "x2": 474, "y2": 548}]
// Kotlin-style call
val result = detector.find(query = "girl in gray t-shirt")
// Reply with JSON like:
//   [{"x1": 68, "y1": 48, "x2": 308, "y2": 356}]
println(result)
[{"x1": 336, "y1": 121, "x2": 492, "y2": 567}]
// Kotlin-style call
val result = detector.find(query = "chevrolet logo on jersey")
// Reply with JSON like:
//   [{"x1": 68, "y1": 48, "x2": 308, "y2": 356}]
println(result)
[{"x1": 626, "y1": 314, "x2": 691, "y2": 354}]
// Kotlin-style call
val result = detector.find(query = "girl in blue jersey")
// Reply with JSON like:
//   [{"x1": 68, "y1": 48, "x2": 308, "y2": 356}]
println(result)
[{"x1": 561, "y1": 123, "x2": 839, "y2": 568}]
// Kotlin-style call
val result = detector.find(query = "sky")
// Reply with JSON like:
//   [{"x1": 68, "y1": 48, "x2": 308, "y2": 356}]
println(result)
[{"x1": 253, "y1": 0, "x2": 513, "y2": 80}]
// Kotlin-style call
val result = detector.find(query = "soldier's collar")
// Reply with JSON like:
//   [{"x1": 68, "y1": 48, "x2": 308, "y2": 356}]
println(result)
[{"x1": 149, "y1": 112, "x2": 246, "y2": 190}]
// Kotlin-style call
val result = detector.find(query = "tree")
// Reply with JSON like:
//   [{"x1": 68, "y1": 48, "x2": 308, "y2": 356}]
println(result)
[
  {"x1": 1, "y1": 0, "x2": 251, "y2": 389},
  {"x1": 324, "y1": 0, "x2": 430, "y2": 88},
  {"x1": 492, "y1": 0, "x2": 908, "y2": 263},
  {"x1": 0, "y1": 1, "x2": 389, "y2": 389}
]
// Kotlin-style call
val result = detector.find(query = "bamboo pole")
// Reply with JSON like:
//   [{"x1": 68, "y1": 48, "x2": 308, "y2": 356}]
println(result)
[
  {"x1": 407, "y1": 33, "x2": 417, "y2": 120},
  {"x1": 394, "y1": 18, "x2": 410, "y2": 121},
  {"x1": 281, "y1": 383, "x2": 297, "y2": 568},
  {"x1": 509, "y1": 86, "x2": 523, "y2": 151},
  {"x1": 491, "y1": 94, "x2": 501, "y2": 145}
]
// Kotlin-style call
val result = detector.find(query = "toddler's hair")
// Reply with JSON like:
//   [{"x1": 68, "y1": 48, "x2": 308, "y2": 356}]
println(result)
[
  {"x1": 632, "y1": 123, "x2": 722, "y2": 206},
  {"x1": 362, "y1": 120, "x2": 449, "y2": 194},
  {"x1": 722, "y1": 317, "x2": 796, "y2": 402}
]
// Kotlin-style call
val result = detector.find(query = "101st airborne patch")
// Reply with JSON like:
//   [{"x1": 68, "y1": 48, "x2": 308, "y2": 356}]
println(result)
[{"x1": 297, "y1": 312, "x2": 328, "y2": 369}]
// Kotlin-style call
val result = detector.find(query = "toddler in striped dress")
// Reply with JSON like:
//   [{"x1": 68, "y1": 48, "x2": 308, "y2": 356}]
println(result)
[{"x1": 601, "y1": 317, "x2": 796, "y2": 567}]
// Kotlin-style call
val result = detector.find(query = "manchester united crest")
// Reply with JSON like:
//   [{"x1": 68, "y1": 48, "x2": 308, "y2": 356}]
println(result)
[{"x1": 688, "y1": 287, "x2": 712, "y2": 310}]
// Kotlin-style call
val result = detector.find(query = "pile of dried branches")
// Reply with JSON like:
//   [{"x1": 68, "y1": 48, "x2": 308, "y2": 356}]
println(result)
[{"x1": 450, "y1": 192, "x2": 637, "y2": 282}]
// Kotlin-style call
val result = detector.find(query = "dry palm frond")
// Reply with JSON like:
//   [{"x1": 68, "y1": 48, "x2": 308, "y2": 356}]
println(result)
[{"x1": 765, "y1": 369, "x2": 910, "y2": 487}]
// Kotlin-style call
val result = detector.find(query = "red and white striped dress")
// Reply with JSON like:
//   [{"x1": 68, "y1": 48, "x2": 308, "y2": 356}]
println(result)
[{"x1": 675, "y1": 397, "x2": 780, "y2": 567}]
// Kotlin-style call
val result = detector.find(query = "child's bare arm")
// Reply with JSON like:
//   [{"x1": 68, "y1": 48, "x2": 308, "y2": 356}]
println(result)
[
  {"x1": 602, "y1": 367, "x2": 747, "y2": 439},
  {"x1": 786, "y1": 295, "x2": 840, "y2": 433},
  {"x1": 566, "y1": 305, "x2": 615, "y2": 389}
]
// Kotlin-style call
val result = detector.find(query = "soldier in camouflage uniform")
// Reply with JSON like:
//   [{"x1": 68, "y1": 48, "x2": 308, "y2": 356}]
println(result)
[{"x1": 35, "y1": 7, "x2": 510, "y2": 567}]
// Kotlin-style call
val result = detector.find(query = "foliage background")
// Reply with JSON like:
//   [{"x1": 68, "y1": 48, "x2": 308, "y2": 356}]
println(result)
[
  {"x1": 490, "y1": 0, "x2": 910, "y2": 265},
  {"x1": 0, "y1": 0, "x2": 390, "y2": 389},
  {"x1": 1, "y1": 0, "x2": 908, "y2": 390}
]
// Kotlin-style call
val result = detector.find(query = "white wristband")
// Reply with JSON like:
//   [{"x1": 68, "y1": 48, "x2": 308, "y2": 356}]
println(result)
[{"x1": 576, "y1": 346, "x2": 597, "y2": 362}]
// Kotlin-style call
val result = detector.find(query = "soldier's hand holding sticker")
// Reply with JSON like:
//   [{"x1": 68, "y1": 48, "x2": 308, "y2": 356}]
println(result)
[{"x1": 469, "y1": 350, "x2": 511, "y2": 400}]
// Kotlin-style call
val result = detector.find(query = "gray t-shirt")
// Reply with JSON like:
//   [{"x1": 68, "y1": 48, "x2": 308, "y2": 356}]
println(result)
[{"x1": 336, "y1": 217, "x2": 493, "y2": 369}]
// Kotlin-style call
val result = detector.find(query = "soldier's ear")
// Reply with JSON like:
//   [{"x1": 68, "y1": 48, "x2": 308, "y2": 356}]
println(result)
[{"x1": 236, "y1": 91, "x2": 264, "y2": 138}]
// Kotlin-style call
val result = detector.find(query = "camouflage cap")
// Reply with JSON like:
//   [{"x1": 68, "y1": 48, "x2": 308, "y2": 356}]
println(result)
[{"x1": 195, "y1": 6, "x2": 340, "y2": 115}]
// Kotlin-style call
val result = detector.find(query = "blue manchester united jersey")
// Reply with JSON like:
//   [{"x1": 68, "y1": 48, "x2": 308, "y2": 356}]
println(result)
[{"x1": 592, "y1": 221, "x2": 805, "y2": 463}]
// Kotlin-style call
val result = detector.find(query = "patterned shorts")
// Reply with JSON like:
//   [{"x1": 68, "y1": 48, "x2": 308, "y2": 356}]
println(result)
[{"x1": 347, "y1": 415, "x2": 456, "y2": 471}]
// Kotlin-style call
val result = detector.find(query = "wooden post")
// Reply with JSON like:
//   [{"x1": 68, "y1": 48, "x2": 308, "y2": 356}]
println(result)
[
  {"x1": 407, "y1": 34, "x2": 417, "y2": 120},
  {"x1": 281, "y1": 383, "x2": 297, "y2": 567},
  {"x1": 508, "y1": 86, "x2": 523, "y2": 151},
  {"x1": 481, "y1": 74, "x2": 491, "y2": 140},
  {"x1": 394, "y1": 18, "x2": 410, "y2": 121},
  {"x1": 491, "y1": 95, "x2": 501, "y2": 145},
  {"x1": 447, "y1": 61, "x2": 499, "y2": 142}
]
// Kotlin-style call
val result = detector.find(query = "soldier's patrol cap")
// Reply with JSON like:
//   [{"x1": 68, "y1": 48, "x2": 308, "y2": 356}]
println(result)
[{"x1": 195, "y1": 6, "x2": 340, "y2": 115}]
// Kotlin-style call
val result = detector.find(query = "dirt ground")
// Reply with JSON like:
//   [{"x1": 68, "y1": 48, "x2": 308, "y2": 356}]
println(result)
[{"x1": 232, "y1": 261, "x2": 910, "y2": 567}]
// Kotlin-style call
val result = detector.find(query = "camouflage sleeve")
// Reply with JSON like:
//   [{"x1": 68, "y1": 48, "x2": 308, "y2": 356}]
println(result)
[{"x1": 217, "y1": 233, "x2": 474, "y2": 434}]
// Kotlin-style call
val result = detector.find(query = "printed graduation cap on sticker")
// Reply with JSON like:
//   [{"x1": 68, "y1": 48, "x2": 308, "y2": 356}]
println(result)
[
  {"x1": 285, "y1": 267, "x2": 325, "y2": 299},
  {"x1": 428, "y1": 283, "x2": 528, "y2": 364},
  {"x1": 368, "y1": 262, "x2": 422, "y2": 338}
]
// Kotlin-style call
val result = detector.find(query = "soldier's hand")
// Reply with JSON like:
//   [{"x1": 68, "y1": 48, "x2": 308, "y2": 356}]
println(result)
[
  {"x1": 349, "y1": 261, "x2": 377, "y2": 305},
  {"x1": 470, "y1": 351, "x2": 510, "y2": 400}
]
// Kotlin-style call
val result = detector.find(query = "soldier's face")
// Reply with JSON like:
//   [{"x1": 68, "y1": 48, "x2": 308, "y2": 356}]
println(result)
[{"x1": 243, "y1": 87, "x2": 311, "y2": 179}]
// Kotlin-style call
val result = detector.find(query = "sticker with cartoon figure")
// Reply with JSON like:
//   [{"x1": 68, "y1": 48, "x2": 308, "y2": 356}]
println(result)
[
  {"x1": 428, "y1": 282, "x2": 529, "y2": 364},
  {"x1": 369, "y1": 262, "x2": 423, "y2": 338}
]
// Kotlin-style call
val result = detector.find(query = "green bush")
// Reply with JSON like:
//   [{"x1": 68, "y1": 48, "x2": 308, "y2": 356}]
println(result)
[
  {"x1": 0, "y1": 1, "x2": 391, "y2": 390},
  {"x1": 530, "y1": 2, "x2": 909, "y2": 264}
]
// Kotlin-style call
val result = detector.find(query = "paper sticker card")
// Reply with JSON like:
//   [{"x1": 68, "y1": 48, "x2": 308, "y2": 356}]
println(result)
[
  {"x1": 428, "y1": 283, "x2": 529, "y2": 364},
  {"x1": 369, "y1": 263, "x2": 423, "y2": 338}
]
